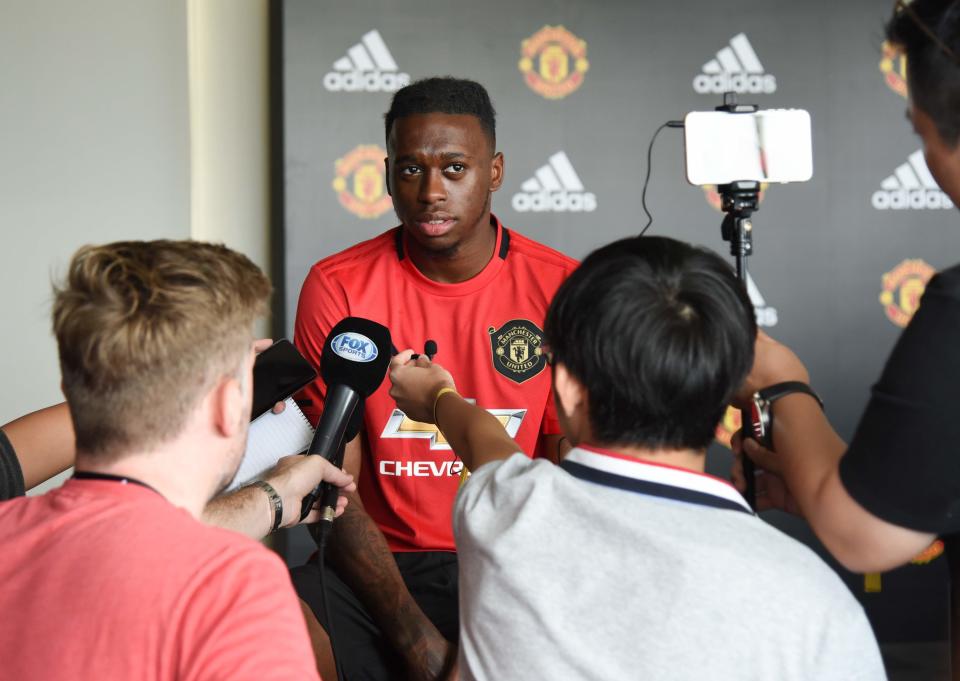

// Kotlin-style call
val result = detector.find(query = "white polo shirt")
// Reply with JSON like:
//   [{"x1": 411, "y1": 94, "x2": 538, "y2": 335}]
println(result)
[{"x1": 454, "y1": 446, "x2": 884, "y2": 681}]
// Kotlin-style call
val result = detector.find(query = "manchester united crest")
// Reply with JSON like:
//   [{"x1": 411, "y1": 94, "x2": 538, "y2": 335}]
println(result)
[
  {"x1": 332, "y1": 144, "x2": 392, "y2": 219},
  {"x1": 518, "y1": 26, "x2": 589, "y2": 100},
  {"x1": 489, "y1": 319, "x2": 547, "y2": 384},
  {"x1": 714, "y1": 406, "x2": 742, "y2": 448},
  {"x1": 879, "y1": 258, "x2": 935, "y2": 327},
  {"x1": 879, "y1": 40, "x2": 908, "y2": 99}
]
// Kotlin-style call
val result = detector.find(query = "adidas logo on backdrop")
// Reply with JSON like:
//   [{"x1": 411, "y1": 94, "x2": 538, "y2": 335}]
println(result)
[
  {"x1": 872, "y1": 150, "x2": 954, "y2": 210},
  {"x1": 324, "y1": 30, "x2": 410, "y2": 92},
  {"x1": 693, "y1": 33, "x2": 777, "y2": 95},
  {"x1": 511, "y1": 152, "x2": 597, "y2": 213}
]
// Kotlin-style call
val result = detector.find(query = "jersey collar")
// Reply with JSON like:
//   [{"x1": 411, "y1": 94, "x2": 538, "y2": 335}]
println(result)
[
  {"x1": 394, "y1": 214, "x2": 510, "y2": 261},
  {"x1": 394, "y1": 215, "x2": 511, "y2": 297},
  {"x1": 560, "y1": 445, "x2": 753, "y2": 515}
]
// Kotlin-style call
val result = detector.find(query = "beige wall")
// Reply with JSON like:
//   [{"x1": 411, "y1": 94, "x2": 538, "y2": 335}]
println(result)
[
  {"x1": 1, "y1": 0, "x2": 270, "y2": 489},
  {"x1": 187, "y1": 0, "x2": 271, "y2": 339}
]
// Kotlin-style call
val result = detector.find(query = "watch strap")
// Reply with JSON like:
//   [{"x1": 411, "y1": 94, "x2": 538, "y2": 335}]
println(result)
[
  {"x1": 756, "y1": 381, "x2": 823, "y2": 409},
  {"x1": 251, "y1": 480, "x2": 283, "y2": 533}
]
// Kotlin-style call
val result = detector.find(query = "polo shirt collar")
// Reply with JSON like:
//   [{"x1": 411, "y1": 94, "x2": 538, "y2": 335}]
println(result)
[{"x1": 560, "y1": 445, "x2": 753, "y2": 515}]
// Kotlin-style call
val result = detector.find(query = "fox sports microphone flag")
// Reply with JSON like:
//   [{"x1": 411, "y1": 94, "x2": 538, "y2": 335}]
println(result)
[{"x1": 300, "y1": 317, "x2": 391, "y2": 519}]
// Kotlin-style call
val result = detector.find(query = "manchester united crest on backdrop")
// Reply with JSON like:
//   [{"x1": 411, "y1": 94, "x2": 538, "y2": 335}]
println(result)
[
  {"x1": 518, "y1": 26, "x2": 589, "y2": 99},
  {"x1": 489, "y1": 320, "x2": 547, "y2": 383},
  {"x1": 879, "y1": 40, "x2": 908, "y2": 99},
  {"x1": 332, "y1": 145, "x2": 392, "y2": 219},
  {"x1": 879, "y1": 258, "x2": 935, "y2": 327}
]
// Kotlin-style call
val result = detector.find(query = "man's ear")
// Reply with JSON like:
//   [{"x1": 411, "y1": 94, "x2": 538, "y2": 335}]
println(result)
[
  {"x1": 553, "y1": 362, "x2": 585, "y2": 421},
  {"x1": 210, "y1": 376, "x2": 244, "y2": 439},
  {"x1": 490, "y1": 151, "x2": 504, "y2": 192},
  {"x1": 384, "y1": 157, "x2": 392, "y2": 196}
]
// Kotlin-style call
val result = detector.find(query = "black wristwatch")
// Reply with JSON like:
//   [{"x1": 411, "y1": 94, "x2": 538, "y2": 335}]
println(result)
[{"x1": 749, "y1": 381, "x2": 824, "y2": 448}]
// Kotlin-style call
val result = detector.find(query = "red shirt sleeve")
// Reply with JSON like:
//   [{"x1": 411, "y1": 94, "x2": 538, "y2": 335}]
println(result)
[
  {"x1": 294, "y1": 265, "x2": 350, "y2": 426},
  {"x1": 177, "y1": 547, "x2": 320, "y2": 681}
]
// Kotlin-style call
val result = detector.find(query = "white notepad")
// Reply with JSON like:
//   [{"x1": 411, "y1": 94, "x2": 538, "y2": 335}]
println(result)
[{"x1": 226, "y1": 398, "x2": 315, "y2": 491}]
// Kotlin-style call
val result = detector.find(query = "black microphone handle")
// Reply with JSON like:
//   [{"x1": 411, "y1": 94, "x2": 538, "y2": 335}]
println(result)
[
  {"x1": 318, "y1": 476, "x2": 343, "y2": 524},
  {"x1": 300, "y1": 385, "x2": 360, "y2": 520}
]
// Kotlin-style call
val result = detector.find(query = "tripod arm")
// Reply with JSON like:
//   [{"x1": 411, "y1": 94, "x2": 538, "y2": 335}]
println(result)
[{"x1": 718, "y1": 183, "x2": 760, "y2": 511}]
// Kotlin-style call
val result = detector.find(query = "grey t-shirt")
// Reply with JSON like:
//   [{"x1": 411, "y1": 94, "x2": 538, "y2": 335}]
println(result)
[{"x1": 454, "y1": 448, "x2": 885, "y2": 681}]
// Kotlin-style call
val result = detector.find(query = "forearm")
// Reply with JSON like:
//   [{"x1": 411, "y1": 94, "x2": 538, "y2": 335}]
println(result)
[
  {"x1": 774, "y1": 395, "x2": 934, "y2": 571},
  {"x1": 325, "y1": 493, "x2": 441, "y2": 652},
  {"x1": 540, "y1": 433, "x2": 567, "y2": 464},
  {"x1": 202, "y1": 485, "x2": 273, "y2": 539},
  {"x1": 435, "y1": 392, "x2": 520, "y2": 470},
  {"x1": 3, "y1": 403, "x2": 75, "y2": 489}
]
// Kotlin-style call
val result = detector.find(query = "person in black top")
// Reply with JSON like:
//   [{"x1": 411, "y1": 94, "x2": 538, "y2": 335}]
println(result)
[
  {"x1": 0, "y1": 431, "x2": 25, "y2": 500},
  {"x1": 735, "y1": 0, "x2": 960, "y2": 572}
]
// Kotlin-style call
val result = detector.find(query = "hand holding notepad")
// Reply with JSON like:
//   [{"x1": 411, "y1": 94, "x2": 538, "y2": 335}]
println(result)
[{"x1": 226, "y1": 398, "x2": 315, "y2": 491}]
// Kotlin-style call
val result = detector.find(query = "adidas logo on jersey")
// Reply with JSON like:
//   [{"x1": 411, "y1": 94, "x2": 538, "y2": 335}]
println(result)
[
  {"x1": 511, "y1": 151, "x2": 597, "y2": 213},
  {"x1": 871, "y1": 150, "x2": 954, "y2": 210},
  {"x1": 323, "y1": 29, "x2": 410, "y2": 92},
  {"x1": 693, "y1": 33, "x2": 777, "y2": 95},
  {"x1": 746, "y1": 272, "x2": 778, "y2": 327}
]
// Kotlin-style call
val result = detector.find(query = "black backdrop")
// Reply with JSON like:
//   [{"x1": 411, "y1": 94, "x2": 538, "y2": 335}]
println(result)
[{"x1": 272, "y1": 0, "x2": 959, "y2": 645}]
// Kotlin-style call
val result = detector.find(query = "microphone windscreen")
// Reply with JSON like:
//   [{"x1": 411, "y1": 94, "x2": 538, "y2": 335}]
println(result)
[
  {"x1": 424, "y1": 340, "x2": 438, "y2": 358},
  {"x1": 321, "y1": 317, "x2": 392, "y2": 397}
]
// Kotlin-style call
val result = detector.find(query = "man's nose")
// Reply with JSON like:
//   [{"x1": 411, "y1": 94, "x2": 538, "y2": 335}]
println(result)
[{"x1": 419, "y1": 168, "x2": 446, "y2": 203}]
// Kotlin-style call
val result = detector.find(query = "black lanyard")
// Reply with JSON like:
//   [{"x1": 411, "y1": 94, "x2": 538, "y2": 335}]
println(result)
[{"x1": 72, "y1": 471, "x2": 161, "y2": 497}]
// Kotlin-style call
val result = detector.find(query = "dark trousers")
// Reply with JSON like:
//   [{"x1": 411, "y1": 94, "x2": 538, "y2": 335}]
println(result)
[{"x1": 291, "y1": 551, "x2": 459, "y2": 681}]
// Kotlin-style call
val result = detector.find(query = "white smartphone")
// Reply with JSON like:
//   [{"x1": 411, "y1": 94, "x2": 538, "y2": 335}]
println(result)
[{"x1": 684, "y1": 109, "x2": 813, "y2": 186}]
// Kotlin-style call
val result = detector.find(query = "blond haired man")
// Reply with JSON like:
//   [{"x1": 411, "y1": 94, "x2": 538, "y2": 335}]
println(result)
[{"x1": 0, "y1": 240, "x2": 353, "y2": 680}]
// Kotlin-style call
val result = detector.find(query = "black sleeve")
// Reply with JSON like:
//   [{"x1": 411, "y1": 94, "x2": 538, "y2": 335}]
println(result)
[
  {"x1": 840, "y1": 264, "x2": 960, "y2": 534},
  {"x1": 0, "y1": 429, "x2": 26, "y2": 501}
]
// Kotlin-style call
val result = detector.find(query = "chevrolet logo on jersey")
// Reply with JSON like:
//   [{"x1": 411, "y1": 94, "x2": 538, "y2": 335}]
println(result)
[{"x1": 380, "y1": 405, "x2": 527, "y2": 450}]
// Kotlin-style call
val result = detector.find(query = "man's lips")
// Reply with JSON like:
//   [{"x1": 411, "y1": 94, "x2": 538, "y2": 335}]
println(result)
[{"x1": 414, "y1": 217, "x2": 456, "y2": 237}]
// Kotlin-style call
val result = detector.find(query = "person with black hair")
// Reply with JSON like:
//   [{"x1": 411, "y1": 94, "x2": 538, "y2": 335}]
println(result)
[
  {"x1": 733, "y1": 0, "x2": 960, "y2": 574},
  {"x1": 292, "y1": 76, "x2": 577, "y2": 680},
  {"x1": 388, "y1": 235, "x2": 883, "y2": 680}
]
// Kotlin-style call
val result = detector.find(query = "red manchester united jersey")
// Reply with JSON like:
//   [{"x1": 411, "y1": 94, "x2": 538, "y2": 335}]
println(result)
[{"x1": 294, "y1": 217, "x2": 577, "y2": 552}]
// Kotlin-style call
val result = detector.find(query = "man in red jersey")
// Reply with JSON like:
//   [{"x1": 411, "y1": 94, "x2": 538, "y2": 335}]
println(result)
[{"x1": 292, "y1": 77, "x2": 577, "y2": 680}]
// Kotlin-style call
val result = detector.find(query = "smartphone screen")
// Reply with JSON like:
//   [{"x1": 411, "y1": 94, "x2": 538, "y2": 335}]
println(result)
[
  {"x1": 684, "y1": 109, "x2": 813, "y2": 186},
  {"x1": 251, "y1": 340, "x2": 318, "y2": 420}
]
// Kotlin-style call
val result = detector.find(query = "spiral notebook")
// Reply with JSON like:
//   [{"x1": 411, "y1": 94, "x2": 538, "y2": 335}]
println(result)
[{"x1": 226, "y1": 398, "x2": 315, "y2": 491}]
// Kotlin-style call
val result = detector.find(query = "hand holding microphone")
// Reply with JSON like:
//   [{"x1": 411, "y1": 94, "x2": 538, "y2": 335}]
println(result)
[
  {"x1": 263, "y1": 454, "x2": 356, "y2": 528},
  {"x1": 388, "y1": 349, "x2": 457, "y2": 425}
]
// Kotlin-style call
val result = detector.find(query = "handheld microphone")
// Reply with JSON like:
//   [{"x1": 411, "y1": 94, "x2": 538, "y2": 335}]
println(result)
[
  {"x1": 410, "y1": 339, "x2": 438, "y2": 361},
  {"x1": 300, "y1": 317, "x2": 391, "y2": 521}
]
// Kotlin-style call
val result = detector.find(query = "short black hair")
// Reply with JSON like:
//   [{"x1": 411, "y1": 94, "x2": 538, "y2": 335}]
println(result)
[
  {"x1": 384, "y1": 77, "x2": 496, "y2": 150},
  {"x1": 887, "y1": 0, "x2": 960, "y2": 146},
  {"x1": 545, "y1": 236, "x2": 757, "y2": 451}
]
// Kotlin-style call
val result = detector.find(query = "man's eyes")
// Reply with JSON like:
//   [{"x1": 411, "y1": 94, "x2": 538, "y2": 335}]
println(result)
[{"x1": 398, "y1": 163, "x2": 466, "y2": 176}]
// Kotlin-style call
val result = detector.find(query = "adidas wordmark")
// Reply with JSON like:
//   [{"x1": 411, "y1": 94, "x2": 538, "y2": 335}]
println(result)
[
  {"x1": 872, "y1": 150, "x2": 954, "y2": 210},
  {"x1": 693, "y1": 33, "x2": 777, "y2": 95},
  {"x1": 324, "y1": 30, "x2": 410, "y2": 92},
  {"x1": 511, "y1": 152, "x2": 597, "y2": 213}
]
